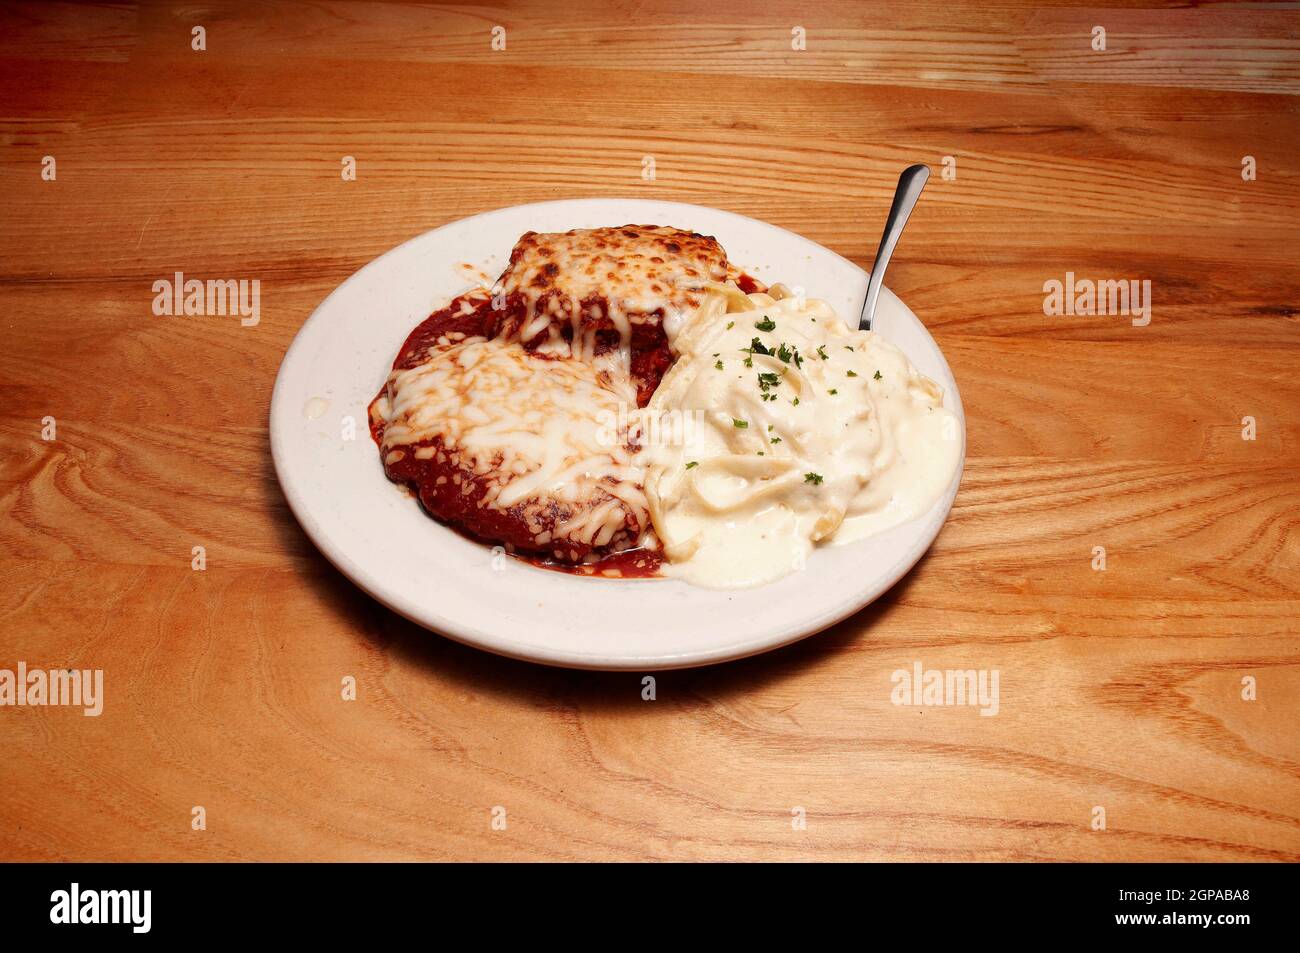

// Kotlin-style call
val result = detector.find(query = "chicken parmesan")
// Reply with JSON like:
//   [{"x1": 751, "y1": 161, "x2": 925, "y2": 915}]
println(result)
[
  {"x1": 489, "y1": 225, "x2": 729, "y2": 405},
  {"x1": 370, "y1": 226, "x2": 733, "y2": 570}
]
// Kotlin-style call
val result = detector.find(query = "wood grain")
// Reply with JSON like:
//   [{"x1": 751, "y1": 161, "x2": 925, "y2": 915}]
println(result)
[{"x1": 1, "y1": 0, "x2": 1297, "y2": 861}]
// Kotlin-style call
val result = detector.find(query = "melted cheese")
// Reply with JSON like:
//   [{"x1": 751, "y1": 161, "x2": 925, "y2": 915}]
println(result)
[
  {"x1": 376, "y1": 228, "x2": 738, "y2": 561},
  {"x1": 379, "y1": 334, "x2": 651, "y2": 552},
  {"x1": 496, "y1": 226, "x2": 729, "y2": 374}
]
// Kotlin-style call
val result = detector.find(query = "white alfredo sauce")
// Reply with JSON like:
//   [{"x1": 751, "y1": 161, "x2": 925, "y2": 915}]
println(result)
[{"x1": 642, "y1": 292, "x2": 961, "y2": 589}]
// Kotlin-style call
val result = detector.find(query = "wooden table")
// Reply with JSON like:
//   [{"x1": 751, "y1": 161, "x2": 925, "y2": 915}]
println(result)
[{"x1": 2, "y1": 1, "x2": 1297, "y2": 862}]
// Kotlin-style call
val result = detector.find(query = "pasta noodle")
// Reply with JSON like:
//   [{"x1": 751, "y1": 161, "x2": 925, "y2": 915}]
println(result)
[{"x1": 640, "y1": 284, "x2": 960, "y2": 589}]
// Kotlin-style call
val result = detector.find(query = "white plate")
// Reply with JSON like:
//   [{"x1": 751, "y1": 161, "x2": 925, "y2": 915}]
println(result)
[{"x1": 270, "y1": 199, "x2": 964, "y2": 670}]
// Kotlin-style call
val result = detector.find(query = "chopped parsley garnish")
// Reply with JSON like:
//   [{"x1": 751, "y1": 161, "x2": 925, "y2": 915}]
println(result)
[
  {"x1": 685, "y1": 461, "x2": 698, "y2": 469},
  {"x1": 804, "y1": 472, "x2": 824, "y2": 485},
  {"x1": 846, "y1": 370, "x2": 858, "y2": 377},
  {"x1": 757, "y1": 371, "x2": 781, "y2": 390},
  {"x1": 759, "y1": 342, "x2": 804, "y2": 368},
  {"x1": 770, "y1": 436, "x2": 782, "y2": 444},
  {"x1": 714, "y1": 360, "x2": 724, "y2": 370},
  {"x1": 844, "y1": 346, "x2": 854, "y2": 352},
  {"x1": 873, "y1": 369, "x2": 883, "y2": 380},
  {"x1": 829, "y1": 388, "x2": 838, "y2": 395},
  {"x1": 726, "y1": 321, "x2": 734, "y2": 329},
  {"x1": 792, "y1": 396, "x2": 800, "y2": 406},
  {"x1": 817, "y1": 345, "x2": 828, "y2": 360},
  {"x1": 743, "y1": 336, "x2": 771, "y2": 368},
  {"x1": 754, "y1": 316, "x2": 776, "y2": 332},
  {"x1": 732, "y1": 418, "x2": 748, "y2": 429}
]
